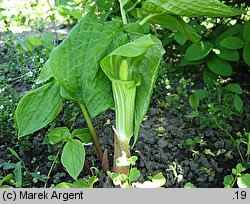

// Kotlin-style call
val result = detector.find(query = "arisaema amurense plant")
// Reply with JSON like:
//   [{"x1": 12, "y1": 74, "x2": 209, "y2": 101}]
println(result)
[{"x1": 15, "y1": 0, "x2": 245, "y2": 181}]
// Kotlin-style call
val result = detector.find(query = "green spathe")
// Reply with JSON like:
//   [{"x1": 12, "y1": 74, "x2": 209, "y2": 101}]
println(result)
[{"x1": 100, "y1": 34, "x2": 165, "y2": 143}]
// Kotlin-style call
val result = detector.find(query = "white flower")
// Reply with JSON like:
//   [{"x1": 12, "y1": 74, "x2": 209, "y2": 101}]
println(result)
[
  {"x1": 28, "y1": 71, "x2": 33, "y2": 77},
  {"x1": 0, "y1": 87, "x2": 5, "y2": 93},
  {"x1": 39, "y1": 58, "x2": 44, "y2": 63},
  {"x1": 0, "y1": 105, "x2": 4, "y2": 111}
]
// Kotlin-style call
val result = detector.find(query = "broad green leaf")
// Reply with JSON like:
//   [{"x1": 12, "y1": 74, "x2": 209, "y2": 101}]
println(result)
[
  {"x1": 72, "y1": 177, "x2": 98, "y2": 188},
  {"x1": 148, "y1": 14, "x2": 201, "y2": 44},
  {"x1": 185, "y1": 41, "x2": 213, "y2": 61},
  {"x1": 15, "y1": 82, "x2": 62, "y2": 137},
  {"x1": 36, "y1": 61, "x2": 53, "y2": 84},
  {"x1": 207, "y1": 55, "x2": 233, "y2": 76},
  {"x1": 184, "y1": 182, "x2": 196, "y2": 188},
  {"x1": 234, "y1": 94, "x2": 243, "y2": 112},
  {"x1": 56, "y1": 177, "x2": 98, "y2": 188},
  {"x1": 129, "y1": 167, "x2": 140, "y2": 183},
  {"x1": 28, "y1": 37, "x2": 42, "y2": 46},
  {"x1": 48, "y1": 127, "x2": 71, "y2": 145},
  {"x1": 243, "y1": 43, "x2": 250, "y2": 66},
  {"x1": 47, "y1": 15, "x2": 127, "y2": 118},
  {"x1": 225, "y1": 83, "x2": 242, "y2": 95},
  {"x1": 203, "y1": 67, "x2": 218, "y2": 86},
  {"x1": 123, "y1": 22, "x2": 144, "y2": 35},
  {"x1": 174, "y1": 32, "x2": 188, "y2": 45},
  {"x1": 243, "y1": 20, "x2": 250, "y2": 42},
  {"x1": 237, "y1": 174, "x2": 250, "y2": 188},
  {"x1": 214, "y1": 47, "x2": 239, "y2": 61},
  {"x1": 55, "y1": 182, "x2": 74, "y2": 188},
  {"x1": 194, "y1": 89, "x2": 208, "y2": 100},
  {"x1": 61, "y1": 139, "x2": 85, "y2": 180},
  {"x1": 216, "y1": 27, "x2": 238, "y2": 46},
  {"x1": 0, "y1": 174, "x2": 13, "y2": 186},
  {"x1": 189, "y1": 94, "x2": 199, "y2": 110},
  {"x1": 223, "y1": 175, "x2": 234, "y2": 186},
  {"x1": 72, "y1": 128, "x2": 92, "y2": 144},
  {"x1": 147, "y1": 172, "x2": 166, "y2": 187},
  {"x1": 13, "y1": 162, "x2": 22, "y2": 187},
  {"x1": 40, "y1": 32, "x2": 54, "y2": 50},
  {"x1": 143, "y1": 0, "x2": 245, "y2": 17},
  {"x1": 59, "y1": 86, "x2": 76, "y2": 101},
  {"x1": 220, "y1": 36, "x2": 244, "y2": 50}
]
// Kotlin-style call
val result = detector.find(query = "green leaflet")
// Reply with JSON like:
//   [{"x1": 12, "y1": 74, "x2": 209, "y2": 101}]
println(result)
[
  {"x1": 61, "y1": 139, "x2": 85, "y2": 180},
  {"x1": 143, "y1": 0, "x2": 245, "y2": 17},
  {"x1": 48, "y1": 127, "x2": 71, "y2": 145},
  {"x1": 45, "y1": 15, "x2": 126, "y2": 118},
  {"x1": 100, "y1": 35, "x2": 165, "y2": 144},
  {"x1": 15, "y1": 82, "x2": 62, "y2": 137},
  {"x1": 148, "y1": 14, "x2": 201, "y2": 44}
]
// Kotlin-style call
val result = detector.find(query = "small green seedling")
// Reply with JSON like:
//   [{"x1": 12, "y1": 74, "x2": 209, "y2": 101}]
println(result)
[
  {"x1": 108, "y1": 153, "x2": 166, "y2": 188},
  {"x1": 224, "y1": 163, "x2": 250, "y2": 188}
]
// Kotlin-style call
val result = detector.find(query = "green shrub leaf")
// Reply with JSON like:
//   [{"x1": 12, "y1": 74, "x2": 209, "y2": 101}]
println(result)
[
  {"x1": 148, "y1": 14, "x2": 201, "y2": 44},
  {"x1": 72, "y1": 128, "x2": 92, "y2": 144},
  {"x1": 142, "y1": 0, "x2": 245, "y2": 17},
  {"x1": 129, "y1": 167, "x2": 141, "y2": 183},
  {"x1": 15, "y1": 82, "x2": 62, "y2": 137},
  {"x1": 48, "y1": 127, "x2": 71, "y2": 145},
  {"x1": 194, "y1": 89, "x2": 208, "y2": 100},
  {"x1": 185, "y1": 41, "x2": 213, "y2": 61},
  {"x1": 203, "y1": 67, "x2": 218, "y2": 86},
  {"x1": 61, "y1": 139, "x2": 85, "y2": 180},
  {"x1": 225, "y1": 83, "x2": 242, "y2": 94},
  {"x1": 174, "y1": 32, "x2": 188, "y2": 45},
  {"x1": 207, "y1": 55, "x2": 233, "y2": 76},
  {"x1": 220, "y1": 36, "x2": 244, "y2": 50},
  {"x1": 234, "y1": 94, "x2": 243, "y2": 112},
  {"x1": 243, "y1": 20, "x2": 250, "y2": 42},
  {"x1": 215, "y1": 47, "x2": 239, "y2": 61},
  {"x1": 189, "y1": 94, "x2": 199, "y2": 110},
  {"x1": 243, "y1": 43, "x2": 250, "y2": 66}
]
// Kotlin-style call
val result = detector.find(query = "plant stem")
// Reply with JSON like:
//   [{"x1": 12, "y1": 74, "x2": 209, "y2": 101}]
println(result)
[
  {"x1": 214, "y1": 118, "x2": 245, "y2": 162},
  {"x1": 231, "y1": 175, "x2": 238, "y2": 188},
  {"x1": 79, "y1": 103, "x2": 103, "y2": 162},
  {"x1": 44, "y1": 147, "x2": 62, "y2": 188},
  {"x1": 119, "y1": 0, "x2": 127, "y2": 25},
  {"x1": 114, "y1": 132, "x2": 131, "y2": 175},
  {"x1": 138, "y1": 13, "x2": 162, "y2": 26},
  {"x1": 237, "y1": 144, "x2": 245, "y2": 162},
  {"x1": 214, "y1": 118, "x2": 235, "y2": 142}
]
